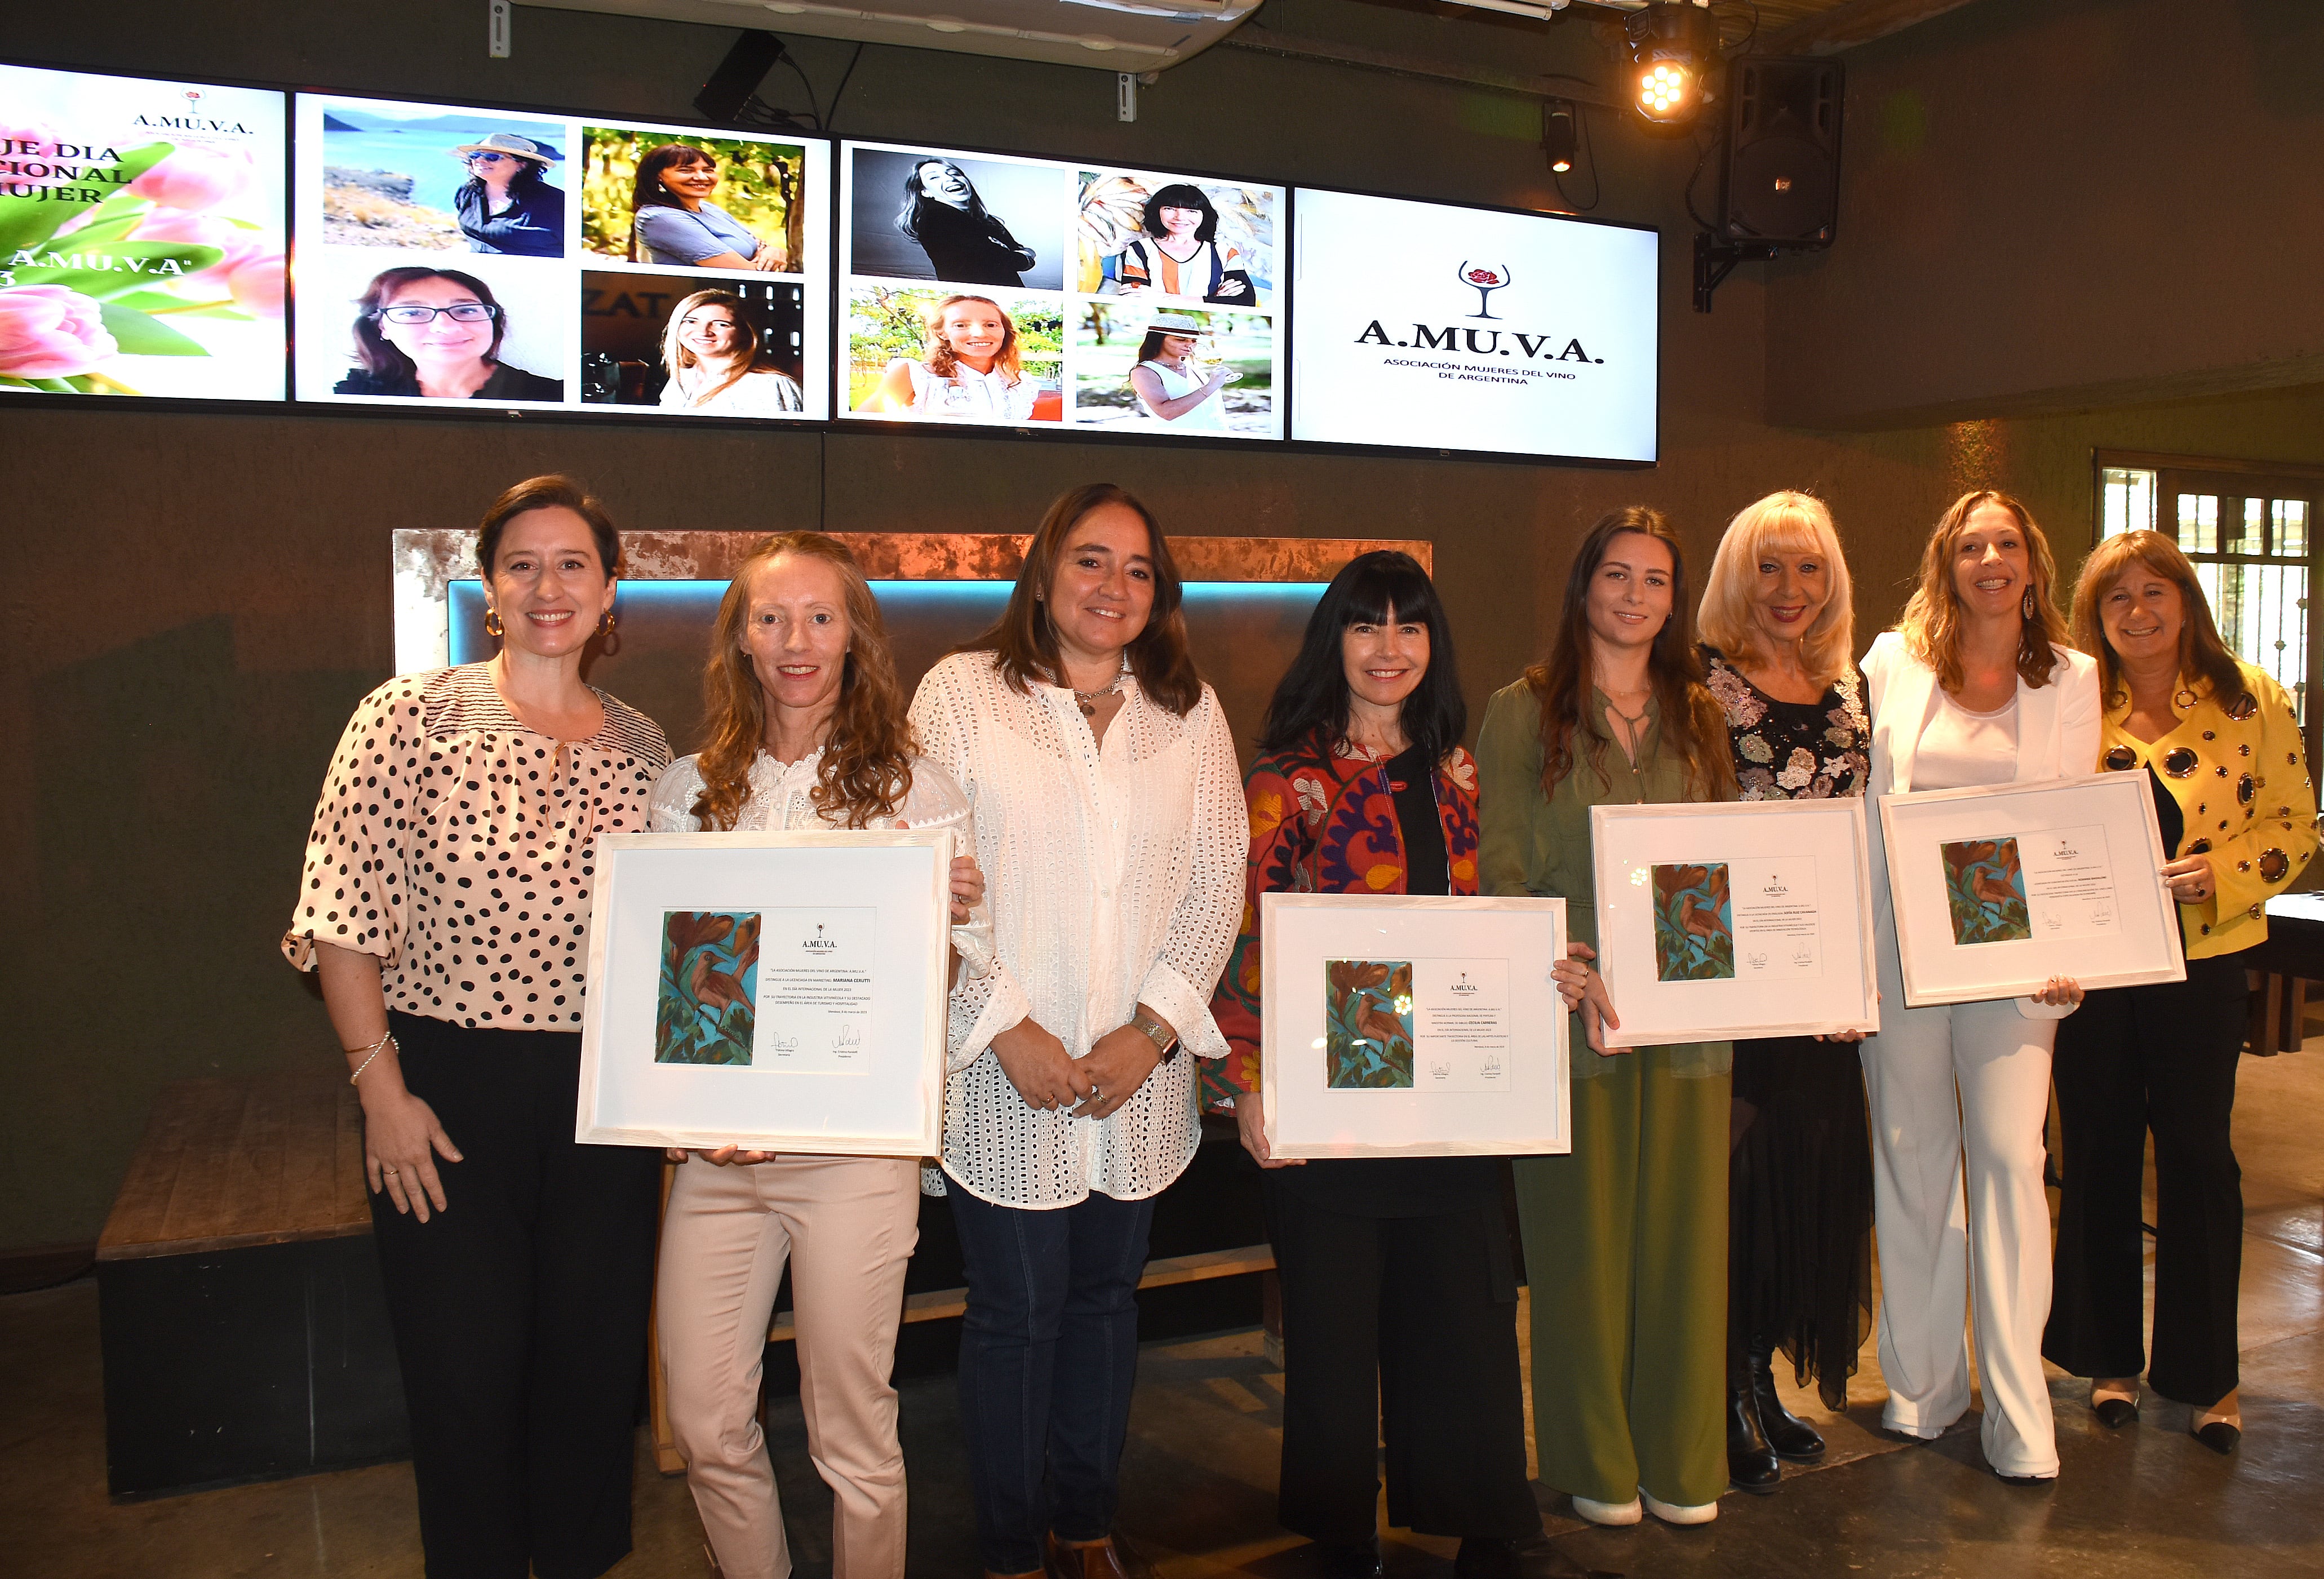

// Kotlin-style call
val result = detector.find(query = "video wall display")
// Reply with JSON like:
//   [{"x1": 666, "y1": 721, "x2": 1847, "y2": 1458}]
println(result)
[
  {"x1": 1, "y1": 63, "x2": 287, "y2": 401},
  {"x1": 1290, "y1": 188, "x2": 1658, "y2": 464},
  {"x1": 291, "y1": 93, "x2": 830, "y2": 418},
  {"x1": 837, "y1": 140, "x2": 1283, "y2": 441}
]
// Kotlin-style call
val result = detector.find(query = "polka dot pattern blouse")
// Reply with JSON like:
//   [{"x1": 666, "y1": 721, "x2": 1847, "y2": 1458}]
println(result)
[{"x1": 283, "y1": 664, "x2": 671, "y2": 1029}]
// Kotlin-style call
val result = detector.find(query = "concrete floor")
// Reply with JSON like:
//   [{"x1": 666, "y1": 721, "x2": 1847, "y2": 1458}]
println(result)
[{"x1": 7, "y1": 1052, "x2": 2321, "y2": 1579}]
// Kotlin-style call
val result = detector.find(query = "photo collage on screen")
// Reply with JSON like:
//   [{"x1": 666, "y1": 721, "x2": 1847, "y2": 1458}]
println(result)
[
  {"x1": 291, "y1": 93, "x2": 829, "y2": 418},
  {"x1": 1, "y1": 63, "x2": 287, "y2": 401},
  {"x1": 839, "y1": 140, "x2": 1283, "y2": 440}
]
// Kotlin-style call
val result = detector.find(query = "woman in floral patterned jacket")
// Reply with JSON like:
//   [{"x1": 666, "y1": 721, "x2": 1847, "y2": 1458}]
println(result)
[{"x1": 1212, "y1": 553, "x2": 1575, "y2": 1579}]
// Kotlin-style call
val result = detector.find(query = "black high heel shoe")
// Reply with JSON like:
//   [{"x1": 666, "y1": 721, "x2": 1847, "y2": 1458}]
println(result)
[
  {"x1": 1749, "y1": 1344, "x2": 1827, "y2": 1463},
  {"x1": 2192, "y1": 1420, "x2": 2242, "y2": 1455}
]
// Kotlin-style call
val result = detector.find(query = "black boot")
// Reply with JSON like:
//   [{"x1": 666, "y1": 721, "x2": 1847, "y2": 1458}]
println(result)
[
  {"x1": 1728, "y1": 1383, "x2": 1782, "y2": 1493},
  {"x1": 1749, "y1": 1343, "x2": 1827, "y2": 1463}
]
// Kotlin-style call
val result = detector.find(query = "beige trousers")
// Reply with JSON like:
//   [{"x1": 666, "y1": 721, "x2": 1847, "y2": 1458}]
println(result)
[{"x1": 657, "y1": 1154, "x2": 921, "y2": 1579}]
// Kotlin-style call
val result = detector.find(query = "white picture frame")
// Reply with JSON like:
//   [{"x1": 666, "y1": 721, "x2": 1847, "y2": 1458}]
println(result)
[
  {"x1": 1590, "y1": 799, "x2": 1881, "y2": 1047},
  {"x1": 575, "y1": 830, "x2": 953, "y2": 1154},
  {"x1": 1259, "y1": 893, "x2": 1569, "y2": 1160},
  {"x1": 1879, "y1": 771, "x2": 2185, "y2": 1008}
]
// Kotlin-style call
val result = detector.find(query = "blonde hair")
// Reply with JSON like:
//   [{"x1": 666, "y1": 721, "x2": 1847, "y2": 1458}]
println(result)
[
  {"x1": 1697, "y1": 491, "x2": 1855, "y2": 688},
  {"x1": 924, "y1": 294, "x2": 1023, "y2": 384},
  {"x1": 1895, "y1": 489, "x2": 2069, "y2": 692}
]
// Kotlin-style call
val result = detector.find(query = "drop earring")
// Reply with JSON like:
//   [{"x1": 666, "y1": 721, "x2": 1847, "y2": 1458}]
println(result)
[
  {"x1": 484, "y1": 609, "x2": 504, "y2": 637},
  {"x1": 2023, "y1": 588, "x2": 2035, "y2": 619}
]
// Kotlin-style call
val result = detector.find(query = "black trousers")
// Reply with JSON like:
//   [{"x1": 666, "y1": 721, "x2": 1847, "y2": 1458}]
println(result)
[
  {"x1": 2042, "y1": 954, "x2": 2247, "y2": 1406},
  {"x1": 1263, "y1": 1170, "x2": 1537, "y2": 1542},
  {"x1": 371, "y1": 1013, "x2": 665, "y2": 1579}
]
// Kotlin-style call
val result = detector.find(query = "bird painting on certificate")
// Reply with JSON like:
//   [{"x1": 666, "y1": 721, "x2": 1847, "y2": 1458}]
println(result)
[
  {"x1": 1652, "y1": 862, "x2": 1735, "y2": 982},
  {"x1": 655, "y1": 910, "x2": 761, "y2": 1065}
]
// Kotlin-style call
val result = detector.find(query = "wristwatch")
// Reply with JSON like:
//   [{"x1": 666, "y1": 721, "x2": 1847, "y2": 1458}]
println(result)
[{"x1": 1129, "y1": 1009, "x2": 1179, "y2": 1062}]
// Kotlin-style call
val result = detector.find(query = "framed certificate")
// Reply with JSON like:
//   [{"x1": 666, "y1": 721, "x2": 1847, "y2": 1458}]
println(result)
[
  {"x1": 1590, "y1": 799, "x2": 1880, "y2": 1047},
  {"x1": 1259, "y1": 893, "x2": 1569, "y2": 1160},
  {"x1": 1879, "y1": 771, "x2": 2185, "y2": 1007},
  {"x1": 575, "y1": 830, "x2": 953, "y2": 1154}
]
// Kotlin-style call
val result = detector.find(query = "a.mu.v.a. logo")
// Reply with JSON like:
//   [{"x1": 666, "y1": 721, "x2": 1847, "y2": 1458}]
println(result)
[
  {"x1": 1449, "y1": 971, "x2": 1480, "y2": 996},
  {"x1": 132, "y1": 88, "x2": 254, "y2": 137},
  {"x1": 1347, "y1": 252, "x2": 1602, "y2": 366},
  {"x1": 801, "y1": 924, "x2": 840, "y2": 952}
]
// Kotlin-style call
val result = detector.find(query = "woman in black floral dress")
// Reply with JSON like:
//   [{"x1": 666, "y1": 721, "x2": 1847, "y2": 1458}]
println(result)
[{"x1": 1696, "y1": 491, "x2": 1875, "y2": 1493}]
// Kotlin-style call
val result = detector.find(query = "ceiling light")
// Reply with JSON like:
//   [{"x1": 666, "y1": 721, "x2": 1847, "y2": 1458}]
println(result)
[{"x1": 1625, "y1": 1, "x2": 1722, "y2": 130}]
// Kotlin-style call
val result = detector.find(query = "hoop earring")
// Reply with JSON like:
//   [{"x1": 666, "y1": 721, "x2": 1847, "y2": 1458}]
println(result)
[
  {"x1": 600, "y1": 610, "x2": 618, "y2": 637},
  {"x1": 484, "y1": 609, "x2": 504, "y2": 638}
]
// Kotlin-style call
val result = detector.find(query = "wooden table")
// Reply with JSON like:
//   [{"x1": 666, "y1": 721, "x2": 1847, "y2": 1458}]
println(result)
[
  {"x1": 2244, "y1": 894, "x2": 2324, "y2": 1055},
  {"x1": 96, "y1": 1073, "x2": 407, "y2": 1498}
]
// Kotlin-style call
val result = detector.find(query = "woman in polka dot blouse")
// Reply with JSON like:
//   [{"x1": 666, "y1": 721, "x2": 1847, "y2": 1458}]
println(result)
[{"x1": 284, "y1": 474, "x2": 671, "y2": 1579}]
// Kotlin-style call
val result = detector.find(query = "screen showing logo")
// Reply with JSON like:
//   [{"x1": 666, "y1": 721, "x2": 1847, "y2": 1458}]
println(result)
[{"x1": 1290, "y1": 188, "x2": 1657, "y2": 461}]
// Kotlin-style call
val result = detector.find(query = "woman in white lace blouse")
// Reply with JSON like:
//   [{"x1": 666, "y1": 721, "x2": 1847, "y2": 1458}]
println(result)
[
  {"x1": 908, "y1": 484, "x2": 1244, "y2": 1579},
  {"x1": 647, "y1": 533, "x2": 988, "y2": 1579}
]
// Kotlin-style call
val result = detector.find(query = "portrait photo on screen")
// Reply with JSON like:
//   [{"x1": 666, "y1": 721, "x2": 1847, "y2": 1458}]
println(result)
[
  {"x1": 581, "y1": 271, "x2": 805, "y2": 417},
  {"x1": 1290, "y1": 187, "x2": 1658, "y2": 463},
  {"x1": 581, "y1": 127, "x2": 805, "y2": 273},
  {"x1": 1072, "y1": 303, "x2": 1274, "y2": 439},
  {"x1": 0, "y1": 63, "x2": 286, "y2": 402},
  {"x1": 846, "y1": 144, "x2": 1068, "y2": 291},
  {"x1": 312, "y1": 97, "x2": 566, "y2": 257},
  {"x1": 1075, "y1": 168, "x2": 1277, "y2": 312},
  {"x1": 846, "y1": 284, "x2": 1061, "y2": 424},
  {"x1": 299, "y1": 250, "x2": 567, "y2": 405}
]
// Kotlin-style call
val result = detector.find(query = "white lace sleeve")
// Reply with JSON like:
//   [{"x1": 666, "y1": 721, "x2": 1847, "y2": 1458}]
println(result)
[
  {"x1": 1134, "y1": 686, "x2": 1245, "y2": 1058},
  {"x1": 898, "y1": 756, "x2": 996, "y2": 992},
  {"x1": 646, "y1": 756, "x2": 708, "y2": 832}
]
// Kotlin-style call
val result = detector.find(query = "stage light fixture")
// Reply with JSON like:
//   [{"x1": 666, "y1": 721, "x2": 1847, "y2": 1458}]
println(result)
[
  {"x1": 1544, "y1": 103, "x2": 1578, "y2": 174},
  {"x1": 1624, "y1": 0, "x2": 1723, "y2": 130}
]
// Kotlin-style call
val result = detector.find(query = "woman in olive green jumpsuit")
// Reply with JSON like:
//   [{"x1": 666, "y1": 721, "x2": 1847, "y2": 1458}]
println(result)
[{"x1": 1478, "y1": 507, "x2": 1735, "y2": 1528}]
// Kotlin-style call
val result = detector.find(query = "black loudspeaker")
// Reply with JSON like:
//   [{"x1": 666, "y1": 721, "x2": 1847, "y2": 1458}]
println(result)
[
  {"x1": 695, "y1": 29, "x2": 788, "y2": 124},
  {"x1": 1718, "y1": 57, "x2": 1843, "y2": 248}
]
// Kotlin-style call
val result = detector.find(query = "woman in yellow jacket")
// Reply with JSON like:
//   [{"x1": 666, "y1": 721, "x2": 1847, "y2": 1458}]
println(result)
[{"x1": 2048, "y1": 529, "x2": 2317, "y2": 1455}]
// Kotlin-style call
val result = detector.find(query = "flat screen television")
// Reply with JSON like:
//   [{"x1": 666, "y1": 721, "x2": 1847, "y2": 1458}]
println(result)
[
  {"x1": 1, "y1": 62, "x2": 287, "y2": 402},
  {"x1": 837, "y1": 139, "x2": 1284, "y2": 442},
  {"x1": 1289, "y1": 187, "x2": 1657, "y2": 464},
  {"x1": 291, "y1": 92, "x2": 830, "y2": 420}
]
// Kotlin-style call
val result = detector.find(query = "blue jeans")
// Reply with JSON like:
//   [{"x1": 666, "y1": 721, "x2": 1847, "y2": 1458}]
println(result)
[{"x1": 949, "y1": 1186, "x2": 1157, "y2": 1573}]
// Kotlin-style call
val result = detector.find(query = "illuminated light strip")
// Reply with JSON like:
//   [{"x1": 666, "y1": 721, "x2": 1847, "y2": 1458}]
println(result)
[{"x1": 729, "y1": 0, "x2": 1182, "y2": 57}]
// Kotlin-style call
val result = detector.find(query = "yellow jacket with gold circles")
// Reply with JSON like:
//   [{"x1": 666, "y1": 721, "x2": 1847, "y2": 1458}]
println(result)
[{"x1": 2097, "y1": 660, "x2": 2318, "y2": 959}]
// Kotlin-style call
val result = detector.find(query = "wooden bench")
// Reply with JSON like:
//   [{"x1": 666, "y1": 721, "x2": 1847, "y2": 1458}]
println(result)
[
  {"x1": 96, "y1": 1073, "x2": 407, "y2": 1498},
  {"x1": 2245, "y1": 894, "x2": 2324, "y2": 1056}
]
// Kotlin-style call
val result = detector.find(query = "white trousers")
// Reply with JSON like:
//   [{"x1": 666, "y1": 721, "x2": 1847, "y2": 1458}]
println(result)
[
  {"x1": 1861, "y1": 937, "x2": 2061, "y2": 1478},
  {"x1": 657, "y1": 1154, "x2": 921, "y2": 1579}
]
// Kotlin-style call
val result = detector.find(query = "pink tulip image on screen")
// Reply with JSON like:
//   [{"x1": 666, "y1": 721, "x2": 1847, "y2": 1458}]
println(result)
[{"x1": 0, "y1": 64, "x2": 287, "y2": 401}]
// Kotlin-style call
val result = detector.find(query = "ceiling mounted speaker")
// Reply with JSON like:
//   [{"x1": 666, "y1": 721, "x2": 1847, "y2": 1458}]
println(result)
[{"x1": 1719, "y1": 57, "x2": 1843, "y2": 249}]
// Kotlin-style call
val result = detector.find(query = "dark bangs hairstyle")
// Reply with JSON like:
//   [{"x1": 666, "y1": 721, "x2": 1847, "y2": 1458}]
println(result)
[
  {"x1": 1527, "y1": 507, "x2": 1735, "y2": 800},
  {"x1": 352, "y1": 267, "x2": 505, "y2": 379},
  {"x1": 2070, "y1": 528, "x2": 2248, "y2": 712},
  {"x1": 474, "y1": 474, "x2": 621, "y2": 578},
  {"x1": 1139, "y1": 183, "x2": 1219, "y2": 242},
  {"x1": 963, "y1": 482, "x2": 1203, "y2": 717},
  {"x1": 1258, "y1": 552, "x2": 1465, "y2": 766},
  {"x1": 628, "y1": 143, "x2": 718, "y2": 259}
]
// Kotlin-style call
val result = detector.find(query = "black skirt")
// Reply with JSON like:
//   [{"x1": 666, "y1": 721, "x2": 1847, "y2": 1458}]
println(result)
[{"x1": 1728, "y1": 1034, "x2": 1873, "y2": 1407}]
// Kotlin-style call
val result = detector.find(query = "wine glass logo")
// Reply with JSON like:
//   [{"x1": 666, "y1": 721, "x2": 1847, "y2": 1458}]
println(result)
[
  {"x1": 1458, "y1": 261, "x2": 1512, "y2": 320},
  {"x1": 182, "y1": 89, "x2": 205, "y2": 110}
]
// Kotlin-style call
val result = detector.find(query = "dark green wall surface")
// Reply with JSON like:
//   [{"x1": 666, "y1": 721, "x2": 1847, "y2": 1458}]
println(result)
[{"x1": 6, "y1": 0, "x2": 2324, "y2": 1250}]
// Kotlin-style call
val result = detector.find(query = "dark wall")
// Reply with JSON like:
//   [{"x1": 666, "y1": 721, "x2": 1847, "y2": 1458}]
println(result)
[
  {"x1": 1766, "y1": 0, "x2": 2324, "y2": 427},
  {"x1": 8, "y1": 0, "x2": 2324, "y2": 1250}
]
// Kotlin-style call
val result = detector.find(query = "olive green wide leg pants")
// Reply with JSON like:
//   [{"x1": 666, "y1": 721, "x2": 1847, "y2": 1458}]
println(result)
[{"x1": 1514, "y1": 1046, "x2": 1730, "y2": 1509}]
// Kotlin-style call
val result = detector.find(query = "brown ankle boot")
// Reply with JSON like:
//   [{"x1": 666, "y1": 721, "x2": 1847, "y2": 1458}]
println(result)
[{"x1": 1043, "y1": 1532, "x2": 1132, "y2": 1579}]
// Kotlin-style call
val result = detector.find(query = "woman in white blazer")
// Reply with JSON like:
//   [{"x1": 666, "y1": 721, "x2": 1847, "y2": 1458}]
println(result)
[{"x1": 1860, "y1": 490, "x2": 2097, "y2": 1485}]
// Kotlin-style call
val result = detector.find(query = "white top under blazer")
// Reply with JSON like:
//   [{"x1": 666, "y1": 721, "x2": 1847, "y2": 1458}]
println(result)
[
  {"x1": 908, "y1": 651, "x2": 1246, "y2": 1208},
  {"x1": 1861, "y1": 630, "x2": 2103, "y2": 1018}
]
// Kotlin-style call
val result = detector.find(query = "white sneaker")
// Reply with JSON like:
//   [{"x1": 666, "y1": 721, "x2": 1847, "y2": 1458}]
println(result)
[
  {"x1": 1641, "y1": 1490, "x2": 1719, "y2": 1525},
  {"x1": 1569, "y1": 1493, "x2": 1642, "y2": 1527}
]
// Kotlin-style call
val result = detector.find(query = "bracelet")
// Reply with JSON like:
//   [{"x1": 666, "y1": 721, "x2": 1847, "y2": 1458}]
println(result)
[
  {"x1": 1129, "y1": 1010, "x2": 1179, "y2": 1062},
  {"x1": 348, "y1": 1029, "x2": 396, "y2": 1086}
]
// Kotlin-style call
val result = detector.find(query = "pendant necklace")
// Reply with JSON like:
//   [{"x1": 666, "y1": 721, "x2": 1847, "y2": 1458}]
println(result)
[{"x1": 1072, "y1": 665, "x2": 1128, "y2": 718}]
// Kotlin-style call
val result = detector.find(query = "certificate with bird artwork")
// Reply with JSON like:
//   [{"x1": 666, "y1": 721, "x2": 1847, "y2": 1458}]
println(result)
[{"x1": 1591, "y1": 799, "x2": 1875, "y2": 1045}]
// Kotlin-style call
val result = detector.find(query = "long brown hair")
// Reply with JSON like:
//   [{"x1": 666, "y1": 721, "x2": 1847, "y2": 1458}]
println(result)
[
  {"x1": 1527, "y1": 507, "x2": 1735, "y2": 800},
  {"x1": 961, "y1": 482, "x2": 1203, "y2": 717},
  {"x1": 691, "y1": 533, "x2": 916, "y2": 831},
  {"x1": 2070, "y1": 529, "x2": 2248, "y2": 712},
  {"x1": 1896, "y1": 489, "x2": 2070, "y2": 691}
]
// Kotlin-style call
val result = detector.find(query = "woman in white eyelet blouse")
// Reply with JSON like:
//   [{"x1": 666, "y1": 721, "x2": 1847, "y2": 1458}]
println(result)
[{"x1": 907, "y1": 484, "x2": 1244, "y2": 1579}]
